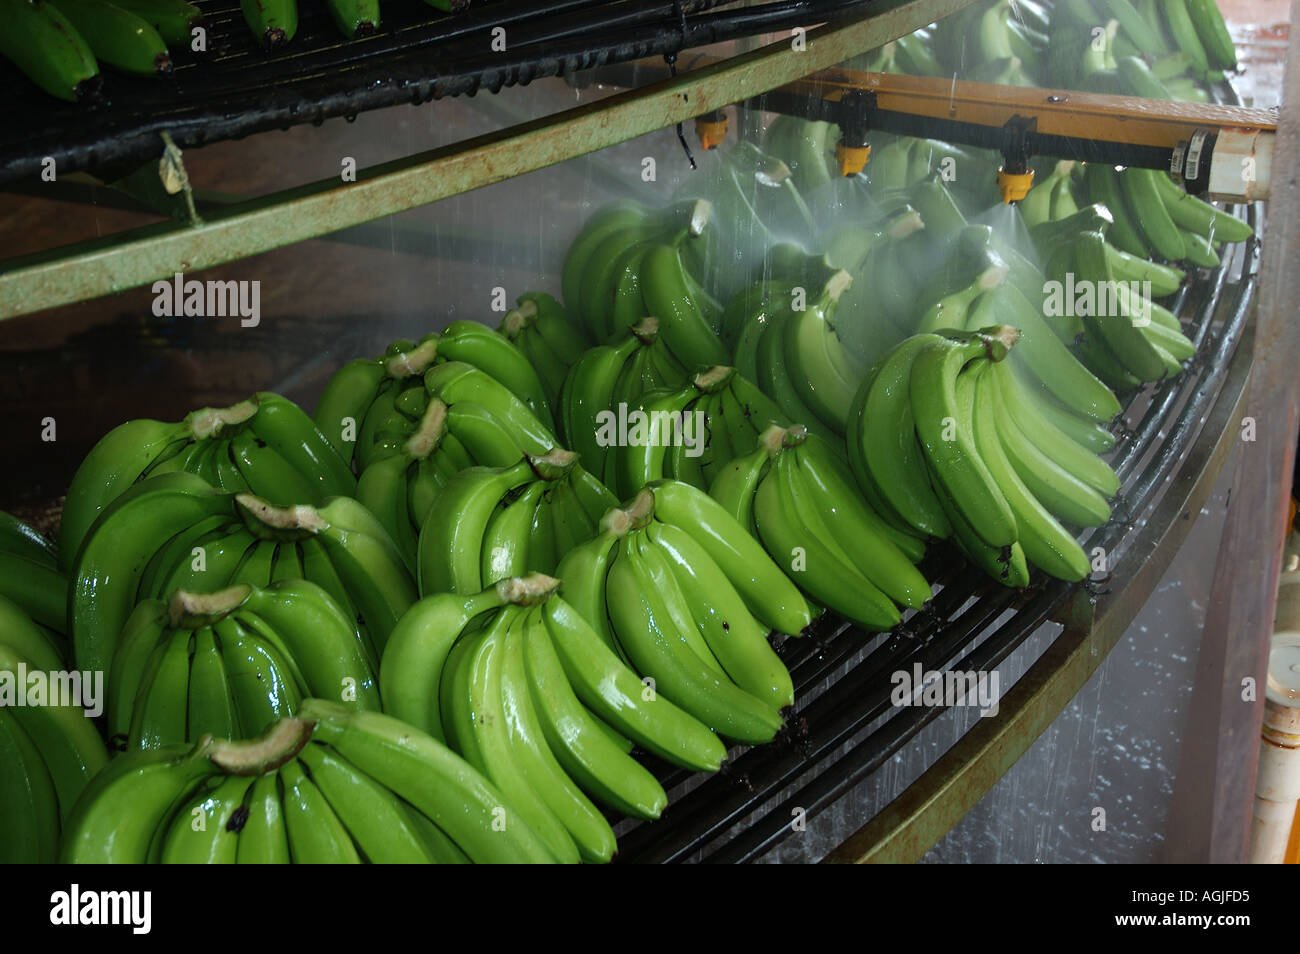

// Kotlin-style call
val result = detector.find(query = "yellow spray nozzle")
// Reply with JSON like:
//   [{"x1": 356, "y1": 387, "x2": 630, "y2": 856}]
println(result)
[
  {"x1": 836, "y1": 143, "x2": 871, "y2": 177},
  {"x1": 695, "y1": 116, "x2": 728, "y2": 151},
  {"x1": 998, "y1": 167, "x2": 1035, "y2": 204}
]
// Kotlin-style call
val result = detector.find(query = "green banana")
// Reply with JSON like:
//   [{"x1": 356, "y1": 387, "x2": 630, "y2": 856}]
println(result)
[
  {"x1": 969, "y1": 362, "x2": 1090, "y2": 581},
  {"x1": 846, "y1": 334, "x2": 953, "y2": 540},
  {"x1": 1120, "y1": 167, "x2": 1187, "y2": 261},
  {"x1": 640, "y1": 242, "x2": 729, "y2": 368},
  {"x1": 992, "y1": 383, "x2": 1114, "y2": 527},
  {"x1": 158, "y1": 772, "x2": 253, "y2": 864},
  {"x1": 302, "y1": 699, "x2": 555, "y2": 863},
  {"x1": 443, "y1": 608, "x2": 579, "y2": 862},
  {"x1": 111, "y1": 0, "x2": 201, "y2": 45},
  {"x1": 521, "y1": 607, "x2": 666, "y2": 819},
  {"x1": 977, "y1": 280, "x2": 1122, "y2": 422},
  {"x1": 58, "y1": 417, "x2": 191, "y2": 572},
  {"x1": 753, "y1": 454, "x2": 900, "y2": 631},
  {"x1": 322, "y1": 0, "x2": 378, "y2": 38},
  {"x1": 240, "y1": 0, "x2": 297, "y2": 47},
  {"x1": 909, "y1": 330, "x2": 1019, "y2": 548},
  {"x1": 296, "y1": 743, "x2": 437, "y2": 863},
  {"x1": 0, "y1": 709, "x2": 63, "y2": 863},
  {"x1": 0, "y1": 0, "x2": 99, "y2": 101},
  {"x1": 61, "y1": 739, "x2": 222, "y2": 863},
  {"x1": 607, "y1": 535, "x2": 783, "y2": 744},
  {"x1": 234, "y1": 771, "x2": 290, "y2": 864},
  {"x1": 647, "y1": 521, "x2": 793, "y2": 710},
  {"x1": 1151, "y1": 170, "x2": 1254, "y2": 243},
  {"x1": 649, "y1": 478, "x2": 812, "y2": 635},
  {"x1": 416, "y1": 459, "x2": 533, "y2": 596},
  {"x1": 1186, "y1": 0, "x2": 1237, "y2": 70},
  {"x1": 70, "y1": 472, "x2": 235, "y2": 675},
  {"x1": 379, "y1": 584, "x2": 509, "y2": 743},
  {"x1": 542, "y1": 596, "x2": 726, "y2": 772},
  {"x1": 50, "y1": 0, "x2": 171, "y2": 75},
  {"x1": 313, "y1": 357, "x2": 387, "y2": 460},
  {"x1": 1162, "y1": 0, "x2": 1211, "y2": 77},
  {"x1": 0, "y1": 643, "x2": 107, "y2": 820},
  {"x1": 279, "y1": 758, "x2": 361, "y2": 863}
]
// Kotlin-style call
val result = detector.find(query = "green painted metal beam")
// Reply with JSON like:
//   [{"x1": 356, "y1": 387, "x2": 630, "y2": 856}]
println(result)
[
  {"x1": 823, "y1": 321, "x2": 1254, "y2": 864},
  {"x1": 0, "y1": 0, "x2": 977, "y2": 321}
]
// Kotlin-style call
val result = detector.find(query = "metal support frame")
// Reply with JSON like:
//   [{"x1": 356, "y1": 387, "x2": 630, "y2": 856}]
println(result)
[
  {"x1": 1165, "y1": 0, "x2": 1300, "y2": 864},
  {"x1": 0, "y1": 0, "x2": 977, "y2": 322}
]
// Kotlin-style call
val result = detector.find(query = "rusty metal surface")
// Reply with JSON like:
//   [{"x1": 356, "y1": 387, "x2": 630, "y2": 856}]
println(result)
[
  {"x1": 1164, "y1": 0, "x2": 1300, "y2": 865},
  {"x1": 0, "y1": 0, "x2": 979, "y2": 323}
]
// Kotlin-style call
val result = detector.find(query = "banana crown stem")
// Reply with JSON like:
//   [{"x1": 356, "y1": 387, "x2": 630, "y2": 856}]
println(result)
[
  {"x1": 207, "y1": 717, "x2": 316, "y2": 776},
  {"x1": 500, "y1": 300, "x2": 538, "y2": 338},
  {"x1": 978, "y1": 263, "x2": 1011, "y2": 291},
  {"x1": 630, "y1": 315, "x2": 660, "y2": 344},
  {"x1": 527, "y1": 448, "x2": 577, "y2": 481},
  {"x1": 781, "y1": 425, "x2": 809, "y2": 449},
  {"x1": 385, "y1": 337, "x2": 439, "y2": 378},
  {"x1": 979, "y1": 324, "x2": 1021, "y2": 357},
  {"x1": 168, "y1": 584, "x2": 253, "y2": 628},
  {"x1": 187, "y1": 398, "x2": 259, "y2": 439},
  {"x1": 602, "y1": 487, "x2": 655, "y2": 536},
  {"x1": 758, "y1": 424, "x2": 788, "y2": 455},
  {"x1": 406, "y1": 398, "x2": 448, "y2": 460},
  {"x1": 497, "y1": 573, "x2": 561, "y2": 607},
  {"x1": 887, "y1": 208, "x2": 926, "y2": 241},
  {"x1": 235, "y1": 492, "x2": 327, "y2": 540},
  {"x1": 693, "y1": 365, "x2": 735, "y2": 394},
  {"x1": 687, "y1": 198, "x2": 713, "y2": 236},
  {"x1": 753, "y1": 156, "x2": 793, "y2": 187},
  {"x1": 823, "y1": 268, "x2": 853, "y2": 304}
]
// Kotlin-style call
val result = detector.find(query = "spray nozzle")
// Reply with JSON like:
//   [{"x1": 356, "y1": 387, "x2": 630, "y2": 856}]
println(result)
[{"x1": 998, "y1": 114, "x2": 1038, "y2": 204}]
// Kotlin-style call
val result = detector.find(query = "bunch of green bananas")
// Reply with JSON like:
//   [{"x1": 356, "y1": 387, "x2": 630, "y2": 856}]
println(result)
[
  {"x1": 0, "y1": 596, "x2": 108, "y2": 863},
  {"x1": 107, "y1": 582, "x2": 380, "y2": 752},
  {"x1": 558, "y1": 317, "x2": 688, "y2": 484},
  {"x1": 927, "y1": 0, "x2": 1047, "y2": 85},
  {"x1": 59, "y1": 391, "x2": 354, "y2": 573},
  {"x1": 1018, "y1": 160, "x2": 1084, "y2": 229},
  {"x1": 556, "y1": 483, "x2": 813, "y2": 744},
  {"x1": 497, "y1": 292, "x2": 592, "y2": 409},
  {"x1": 0, "y1": 511, "x2": 68, "y2": 638},
  {"x1": 712, "y1": 424, "x2": 931, "y2": 630},
  {"x1": 356, "y1": 361, "x2": 594, "y2": 574},
  {"x1": 1049, "y1": 0, "x2": 1235, "y2": 99},
  {"x1": 674, "y1": 143, "x2": 818, "y2": 305},
  {"x1": 1078, "y1": 163, "x2": 1253, "y2": 267},
  {"x1": 793, "y1": 198, "x2": 947, "y2": 381},
  {"x1": 849, "y1": 326, "x2": 1118, "y2": 585},
  {"x1": 761, "y1": 116, "x2": 840, "y2": 196},
  {"x1": 415, "y1": 450, "x2": 616, "y2": 597},
  {"x1": 565, "y1": 203, "x2": 730, "y2": 368},
  {"x1": 314, "y1": 324, "x2": 554, "y2": 473},
  {"x1": 386, "y1": 572, "x2": 721, "y2": 862},
  {"x1": 845, "y1": 29, "x2": 948, "y2": 77},
  {"x1": 607, "y1": 364, "x2": 791, "y2": 499},
  {"x1": 0, "y1": 0, "x2": 199, "y2": 101},
  {"x1": 68, "y1": 473, "x2": 415, "y2": 675},
  {"x1": 62, "y1": 704, "x2": 556, "y2": 863},
  {"x1": 1050, "y1": 230, "x2": 1200, "y2": 387},
  {"x1": 728, "y1": 267, "x2": 863, "y2": 441}
]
